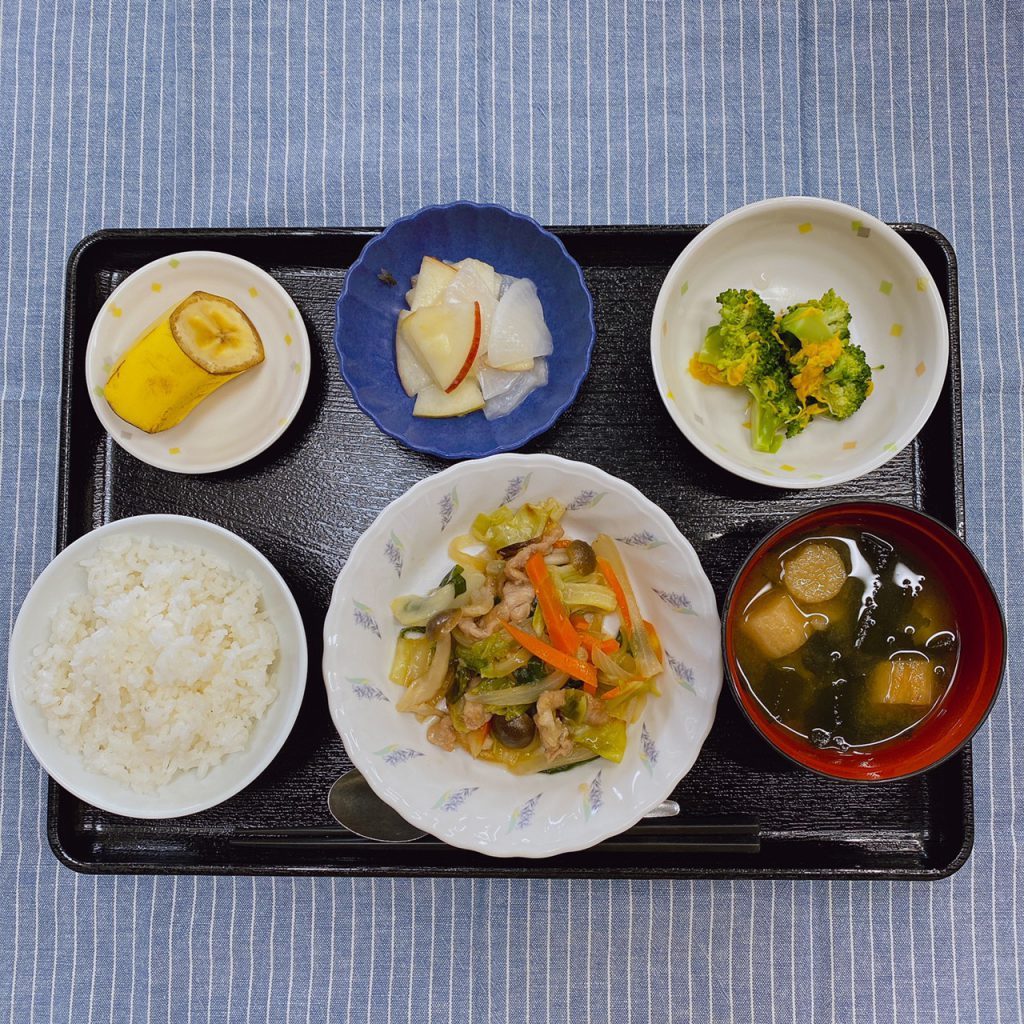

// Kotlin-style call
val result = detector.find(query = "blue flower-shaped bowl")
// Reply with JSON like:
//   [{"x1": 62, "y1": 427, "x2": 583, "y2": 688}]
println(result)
[{"x1": 334, "y1": 202, "x2": 595, "y2": 459}]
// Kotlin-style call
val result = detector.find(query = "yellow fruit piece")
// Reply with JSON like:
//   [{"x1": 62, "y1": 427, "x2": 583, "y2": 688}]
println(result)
[
  {"x1": 169, "y1": 291, "x2": 264, "y2": 374},
  {"x1": 103, "y1": 292, "x2": 264, "y2": 433}
]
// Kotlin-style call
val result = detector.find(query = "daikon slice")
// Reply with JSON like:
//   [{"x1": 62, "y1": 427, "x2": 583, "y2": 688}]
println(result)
[
  {"x1": 483, "y1": 358, "x2": 548, "y2": 420},
  {"x1": 453, "y1": 258, "x2": 501, "y2": 299},
  {"x1": 478, "y1": 363, "x2": 525, "y2": 401},
  {"x1": 487, "y1": 278, "x2": 553, "y2": 368}
]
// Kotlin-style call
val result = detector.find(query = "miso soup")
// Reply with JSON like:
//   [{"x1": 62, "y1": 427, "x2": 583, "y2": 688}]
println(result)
[{"x1": 734, "y1": 527, "x2": 959, "y2": 751}]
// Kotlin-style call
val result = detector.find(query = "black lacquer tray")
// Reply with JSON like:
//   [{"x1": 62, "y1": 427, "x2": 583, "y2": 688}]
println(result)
[{"x1": 51, "y1": 224, "x2": 967, "y2": 879}]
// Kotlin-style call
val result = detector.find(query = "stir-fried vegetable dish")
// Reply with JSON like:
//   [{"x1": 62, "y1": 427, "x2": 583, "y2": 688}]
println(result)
[{"x1": 388, "y1": 498, "x2": 664, "y2": 774}]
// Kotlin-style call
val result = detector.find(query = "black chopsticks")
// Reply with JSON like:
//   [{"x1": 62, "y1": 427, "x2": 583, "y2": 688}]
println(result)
[{"x1": 227, "y1": 814, "x2": 761, "y2": 855}]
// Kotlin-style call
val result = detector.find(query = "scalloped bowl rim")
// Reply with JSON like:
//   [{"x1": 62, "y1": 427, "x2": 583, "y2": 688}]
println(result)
[{"x1": 333, "y1": 202, "x2": 596, "y2": 459}]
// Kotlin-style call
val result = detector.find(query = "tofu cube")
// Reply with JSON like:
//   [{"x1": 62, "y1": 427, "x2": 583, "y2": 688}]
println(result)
[
  {"x1": 867, "y1": 657, "x2": 934, "y2": 706},
  {"x1": 741, "y1": 589, "x2": 814, "y2": 660}
]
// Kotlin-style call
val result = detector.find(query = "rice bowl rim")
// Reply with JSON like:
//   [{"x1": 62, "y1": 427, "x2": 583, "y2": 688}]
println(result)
[{"x1": 8, "y1": 514, "x2": 308, "y2": 819}]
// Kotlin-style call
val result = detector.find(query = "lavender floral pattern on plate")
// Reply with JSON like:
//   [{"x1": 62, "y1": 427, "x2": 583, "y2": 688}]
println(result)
[
  {"x1": 433, "y1": 786, "x2": 478, "y2": 812},
  {"x1": 347, "y1": 677, "x2": 389, "y2": 703},
  {"x1": 384, "y1": 532, "x2": 404, "y2": 577},
  {"x1": 640, "y1": 722, "x2": 659, "y2": 777},
  {"x1": 323, "y1": 453, "x2": 722, "y2": 858},
  {"x1": 508, "y1": 794, "x2": 542, "y2": 832},
  {"x1": 615, "y1": 529, "x2": 666, "y2": 549},
  {"x1": 566, "y1": 489, "x2": 606, "y2": 511},
  {"x1": 438, "y1": 487, "x2": 458, "y2": 532},
  {"x1": 579, "y1": 771, "x2": 603, "y2": 821},
  {"x1": 652, "y1": 587, "x2": 695, "y2": 614},
  {"x1": 502, "y1": 473, "x2": 531, "y2": 505},
  {"x1": 666, "y1": 651, "x2": 696, "y2": 692},
  {"x1": 352, "y1": 600, "x2": 381, "y2": 637},
  {"x1": 374, "y1": 745, "x2": 423, "y2": 766}
]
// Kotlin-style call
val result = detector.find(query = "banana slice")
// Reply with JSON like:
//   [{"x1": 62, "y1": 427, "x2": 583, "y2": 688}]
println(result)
[
  {"x1": 104, "y1": 291, "x2": 266, "y2": 433},
  {"x1": 170, "y1": 291, "x2": 265, "y2": 374}
]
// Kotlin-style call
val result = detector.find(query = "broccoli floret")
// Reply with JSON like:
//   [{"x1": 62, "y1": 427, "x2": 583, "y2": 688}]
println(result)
[
  {"x1": 776, "y1": 289, "x2": 871, "y2": 420},
  {"x1": 696, "y1": 288, "x2": 776, "y2": 385},
  {"x1": 749, "y1": 365, "x2": 811, "y2": 449},
  {"x1": 819, "y1": 289, "x2": 851, "y2": 342},
  {"x1": 694, "y1": 289, "x2": 808, "y2": 452},
  {"x1": 778, "y1": 288, "x2": 851, "y2": 350},
  {"x1": 817, "y1": 343, "x2": 872, "y2": 419}
]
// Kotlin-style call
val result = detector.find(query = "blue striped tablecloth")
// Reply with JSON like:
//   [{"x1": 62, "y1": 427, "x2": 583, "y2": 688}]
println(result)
[{"x1": 1, "y1": 2, "x2": 1021, "y2": 1020}]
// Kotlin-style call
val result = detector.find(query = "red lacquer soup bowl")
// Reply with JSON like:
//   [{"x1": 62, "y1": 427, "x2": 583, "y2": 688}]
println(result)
[{"x1": 723, "y1": 501, "x2": 1005, "y2": 782}]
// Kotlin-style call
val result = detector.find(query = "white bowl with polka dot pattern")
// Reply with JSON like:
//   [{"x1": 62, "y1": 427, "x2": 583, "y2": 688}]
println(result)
[
  {"x1": 85, "y1": 250, "x2": 311, "y2": 474},
  {"x1": 650, "y1": 197, "x2": 949, "y2": 489}
]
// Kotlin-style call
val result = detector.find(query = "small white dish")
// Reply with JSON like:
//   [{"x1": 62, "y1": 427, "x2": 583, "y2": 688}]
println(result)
[
  {"x1": 85, "y1": 251, "x2": 311, "y2": 474},
  {"x1": 650, "y1": 196, "x2": 949, "y2": 489},
  {"x1": 8, "y1": 515, "x2": 308, "y2": 819},
  {"x1": 322, "y1": 453, "x2": 722, "y2": 858}
]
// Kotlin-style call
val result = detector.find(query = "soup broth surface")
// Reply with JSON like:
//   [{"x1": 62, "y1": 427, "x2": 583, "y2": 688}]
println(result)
[{"x1": 735, "y1": 527, "x2": 959, "y2": 752}]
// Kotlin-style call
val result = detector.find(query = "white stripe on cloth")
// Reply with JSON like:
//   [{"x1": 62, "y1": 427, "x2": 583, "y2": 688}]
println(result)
[{"x1": 0, "y1": 1, "x2": 1020, "y2": 1021}]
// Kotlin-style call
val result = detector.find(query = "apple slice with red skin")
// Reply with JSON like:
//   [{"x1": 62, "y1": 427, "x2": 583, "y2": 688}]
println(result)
[
  {"x1": 399, "y1": 300, "x2": 481, "y2": 392},
  {"x1": 409, "y1": 256, "x2": 458, "y2": 310},
  {"x1": 394, "y1": 311, "x2": 433, "y2": 396},
  {"x1": 413, "y1": 378, "x2": 485, "y2": 417},
  {"x1": 444, "y1": 302, "x2": 481, "y2": 393}
]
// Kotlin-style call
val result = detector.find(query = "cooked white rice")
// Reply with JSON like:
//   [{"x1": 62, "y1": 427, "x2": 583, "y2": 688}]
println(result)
[{"x1": 28, "y1": 535, "x2": 279, "y2": 792}]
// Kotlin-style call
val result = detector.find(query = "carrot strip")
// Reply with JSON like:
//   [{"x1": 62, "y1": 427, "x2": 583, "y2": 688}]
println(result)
[
  {"x1": 600, "y1": 683, "x2": 628, "y2": 701},
  {"x1": 553, "y1": 539, "x2": 572, "y2": 549},
  {"x1": 501, "y1": 621, "x2": 597, "y2": 688},
  {"x1": 573, "y1": 616, "x2": 618, "y2": 653},
  {"x1": 464, "y1": 719, "x2": 492, "y2": 758},
  {"x1": 642, "y1": 619, "x2": 664, "y2": 664},
  {"x1": 526, "y1": 551, "x2": 580, "y2": 655},
  {"x1": 600, "y1": 680, "x2": 642, "y2": 701},
  {"x1": 597, "y1": 556, "x2": 633, "y2": 633},
  {"x1": 577, "y1": 632, "x2": 619, "y2": 656}
]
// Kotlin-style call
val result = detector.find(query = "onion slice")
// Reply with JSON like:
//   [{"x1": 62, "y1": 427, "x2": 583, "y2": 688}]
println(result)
[
  {"x1": 592, "y1": 646, "x2": 632, "y2": 681},
  {"x1": 507, "y1": 744, "x2": 598, "y2": 776},
  {"x1": 463, "y1": 670, "x2": 569, "y2": 706},
  {"x1": 396, "y1": 633, "x2": 452, "y2": 712}
]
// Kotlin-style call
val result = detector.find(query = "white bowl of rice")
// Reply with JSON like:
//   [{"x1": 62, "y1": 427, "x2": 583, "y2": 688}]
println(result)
[{"x1": 8, "y1": 515, "x2": 307, "y2": 818}]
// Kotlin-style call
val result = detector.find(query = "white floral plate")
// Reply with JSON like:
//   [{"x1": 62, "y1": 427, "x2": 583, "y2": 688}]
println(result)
[
  {"x1": 85, "y1": 250, "x2": 311, "y2": 474},
  {"x1": 322, "y1": 453, "x2": 722, "y2": 858}
]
